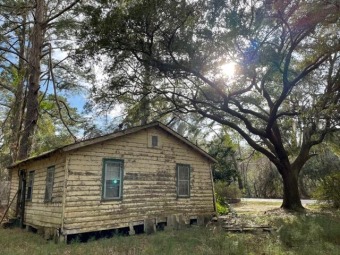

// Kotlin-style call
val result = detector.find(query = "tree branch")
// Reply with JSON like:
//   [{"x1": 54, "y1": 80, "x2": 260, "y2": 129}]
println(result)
[
  {"x1": 195, "y1": 106, "x2": 279, "y2": 166},
  {"x1": 48, "y1": 43, "x2": 77, "y2": 142},
  {"x1": 45, "y1": 0, "x2": 81, "y2": 25}
]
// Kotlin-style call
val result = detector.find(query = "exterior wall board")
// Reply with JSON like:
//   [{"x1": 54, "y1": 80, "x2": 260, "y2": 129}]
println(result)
[
  {"x1": 7, "y1": 125, "x2": 215, "y2": 237},
  {"x1": 63, "y1": 127, "x2": 214, "y2": 234},
  {"x1": 7, "y1": 153, "x2": 66, "y2": 229}
]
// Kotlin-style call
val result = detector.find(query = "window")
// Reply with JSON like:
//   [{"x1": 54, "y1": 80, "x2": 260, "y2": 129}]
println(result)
[
  {"x1": 44, "y1": 166, "x2": 55, "y2": 202},
  {"x1": 152, "y1": 135, "x2": 158, "y2": 147},
  {"x1": 26, "y1": 171, "x2": 35, "y2": 201},
  {"x1": 177, "y1": 164, "x2": 190, "y2": 197},
  {"x1": 102, "y1": 159, "x2": 123, "y2": 200},
  {"x1": 148, "y1": 133, "x2": 161, "y2": 148}
]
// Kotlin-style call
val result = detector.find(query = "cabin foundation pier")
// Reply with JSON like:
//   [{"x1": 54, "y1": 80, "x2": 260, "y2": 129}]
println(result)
[
  {"x1": 165, "y1": 215, "x2": 179, "y2": 230},
  {"x1": 144, "y1": 218, "x2": 156, "y2": 234},
  {"x1": 197, "y1": 215, "x2": 210, "y2": 226},
  {"x1": 129, "y1": 224, "x2": 135, "y2": 236},
  {"x1": 58, "y1": 234, "x2": 67, "y2": 243}
]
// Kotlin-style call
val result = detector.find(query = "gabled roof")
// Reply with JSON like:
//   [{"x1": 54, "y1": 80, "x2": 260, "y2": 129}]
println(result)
[{"x1": 8, "y1": 122, "x2": 216, "y2": 169}]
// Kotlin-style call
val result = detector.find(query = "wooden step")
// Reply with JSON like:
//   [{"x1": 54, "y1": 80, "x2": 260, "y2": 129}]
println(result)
[{"x1": 222, "y1": 225, "x2": 275, "y2": 233}]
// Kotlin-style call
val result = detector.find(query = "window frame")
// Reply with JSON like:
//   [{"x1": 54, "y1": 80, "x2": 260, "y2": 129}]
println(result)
[
  {"x1": 101, "y1": 159, "x2": 124, "y2": 201},
  {"x1": 148, "y1": 133, "x2": 161, "y2": 148},
  {"x1": 44, "y1": 166, "x2": 55, "y2": 202},
  {"x1": 176, "y1": 164, "x2": 191, "y2": 198},
  {"x1": 151, "y1": 135, "x2": 158, "y2": 147},
  {"x1": 26, "y1": 170, "x2": 35, "y2": 201}
]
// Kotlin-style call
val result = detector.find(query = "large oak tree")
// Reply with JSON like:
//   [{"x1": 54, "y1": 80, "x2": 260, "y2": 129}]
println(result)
[{"x1": 77, "y1": 0, "x2": 340, "y2": 210}]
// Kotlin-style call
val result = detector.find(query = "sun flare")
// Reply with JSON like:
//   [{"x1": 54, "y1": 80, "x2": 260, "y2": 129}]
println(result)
[{"x1": 220, "y1": 62, "x2": 236, "y2": 78}]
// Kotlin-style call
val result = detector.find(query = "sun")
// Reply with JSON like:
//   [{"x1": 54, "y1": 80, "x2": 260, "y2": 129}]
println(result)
[{"x1": 220, "y1": 62, "x2": 236, "y2": 78}]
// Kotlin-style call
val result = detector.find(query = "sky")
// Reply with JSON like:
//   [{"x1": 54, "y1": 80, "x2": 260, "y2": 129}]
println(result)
[{"x1": 51, "y1": 48, "x2": 124, "y2": 131}]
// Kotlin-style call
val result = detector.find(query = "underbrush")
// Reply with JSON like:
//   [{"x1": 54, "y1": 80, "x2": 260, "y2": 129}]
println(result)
[
  {"x1": 276, "y1": 213, "x2": 340, "y2": 255},
  {"x1": 0, "y1": 211, "x2": 339, "y2": 255},
  {"x1": 313, "y1": 172, "x2": 340, "y2": 208}
]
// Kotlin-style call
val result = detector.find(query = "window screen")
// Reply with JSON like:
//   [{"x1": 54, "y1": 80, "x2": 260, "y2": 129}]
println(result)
[
  {"x1": 44, "y1": 166, "x2": 55, "y2": 202},
  {"x1": 152, "y1": 135, "x2": 158, "y2": 147},
  {"x1": 103, "y1": 159, "x2": 123, "y2": 199},
  {"x1": 177, "y1": 164, "x2": 190, "y2": 197},
  {"x1": 26, "y1": 171, "x2": 35, "y2": 201}
]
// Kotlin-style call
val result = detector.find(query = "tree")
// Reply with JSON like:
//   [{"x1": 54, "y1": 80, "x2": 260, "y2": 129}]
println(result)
[
  {"x1": 299, "y1": 142, "x2": 340, "y2": 197},
  {"x1": 0, "y1": 0, "x2": 83, "y2": 162},
  {"x1": 81, "y1": 49, "x2": 187, "y2": 128},
  {"x1": 77, "y1": 0, "x2": 340, "y2": 210},
  {"x1": 208, "y1": 129, "x2": 238, "y2": 183}
]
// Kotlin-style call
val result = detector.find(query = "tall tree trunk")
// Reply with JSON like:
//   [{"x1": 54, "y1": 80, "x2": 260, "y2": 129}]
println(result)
[
  {"x1": 140, "y1": 64, "x2": 151, "y2": 125},
  {"x1": 280, "y1": 166, "x2": 304, "y2": 210},
  {"x1": 231, "y1": 153, "x2": 244, "y2": 190},
  {"x1": 18, "y1": 0, "x2": 46, "y2": 160},
  {"x1": 10, "y1": 15, "x2": 27, "y2": 163}
]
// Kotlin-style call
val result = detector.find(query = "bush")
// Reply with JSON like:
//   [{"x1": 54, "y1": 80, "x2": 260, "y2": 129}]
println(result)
[
  {"x1": 214, "y1": 181, "x2": 242, "y2": 200},
  {"x1": 313, "y1": 172, "x2": 340, "y2": 208},
  {"x1": 216, "y1": 200, "x2": 229, "y2": 215},
  {"x1": 214, "y1": 181, "x2": 242, "y2": 215}
]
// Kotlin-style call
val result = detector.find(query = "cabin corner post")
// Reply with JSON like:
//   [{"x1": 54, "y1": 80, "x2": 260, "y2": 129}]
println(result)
[
  {"x1": 6, "y1": 169, "x2": 12, "y2": 207},
  {"x1": 60, "y1": 155, "x2": 70, "y2": 243},
  {"x1": 18, "y1": 169, "x2": 27, "y2": 228},
  {"x1": 209, "y1": 163, "x2": 216, "y2": 214}
]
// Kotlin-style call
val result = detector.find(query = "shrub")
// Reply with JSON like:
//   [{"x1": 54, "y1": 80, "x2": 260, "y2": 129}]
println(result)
[
  {"x1": 216, "y1": 200, "x2": 229, "y2": 215},
  {"x1": 214, "y1": 181, "x2": 242, "y2": 200},
  {"x1": 313, "y1": 172, "x2": 340, "y2": 208},
  {"x1": 214, "y1": 181, "x2": 242, "y2": 215}
]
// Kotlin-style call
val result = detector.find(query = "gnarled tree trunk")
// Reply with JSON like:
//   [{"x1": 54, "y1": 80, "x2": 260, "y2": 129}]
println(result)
[{"x1": 280, "y1": 165, "x2": 304, "y2": 210}]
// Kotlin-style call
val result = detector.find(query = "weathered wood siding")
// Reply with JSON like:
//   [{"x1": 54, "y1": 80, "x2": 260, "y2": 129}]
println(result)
[
  {"x1": 0, "y1": 181, "x2": 10, "y2": 206},
  {"x1": 7, "y1": 170, "x2": 19, "y2": 218},
  {"x1": 8, "y1": 153, "x2": 65, "y2": 228},
  {"x1": 63, "y1": 127, "x2": 214, "y2": 235}
]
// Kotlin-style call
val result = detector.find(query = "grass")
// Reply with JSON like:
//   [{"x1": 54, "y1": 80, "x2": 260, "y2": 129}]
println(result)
[
  {"x1": 0, "y1": 227, "x2": 249, "y2": 255},
  {"x1": 277, "y1": 215, "x2": 340, "y2": 253},
  {"x1": 1, "y1": 204, "x2": 339, "y2": 255}
]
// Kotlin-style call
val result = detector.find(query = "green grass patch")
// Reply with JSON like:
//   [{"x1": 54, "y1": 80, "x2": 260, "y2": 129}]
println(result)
[
  {"x1": 1, "y1": 212, "x2": 339, "y2": 255},
  {"x1": 0, "y1": 227, "x2": 248, "y2": 255}
]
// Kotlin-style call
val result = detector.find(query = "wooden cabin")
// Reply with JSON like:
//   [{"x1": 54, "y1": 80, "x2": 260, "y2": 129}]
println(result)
[{"x1": 6, "y1": 122, "x2": 216, "y2": 242}]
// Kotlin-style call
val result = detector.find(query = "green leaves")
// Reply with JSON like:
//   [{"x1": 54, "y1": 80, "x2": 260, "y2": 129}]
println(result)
[{"x1": 76, "y1": 0, "x2": 340, "y2": 209}]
